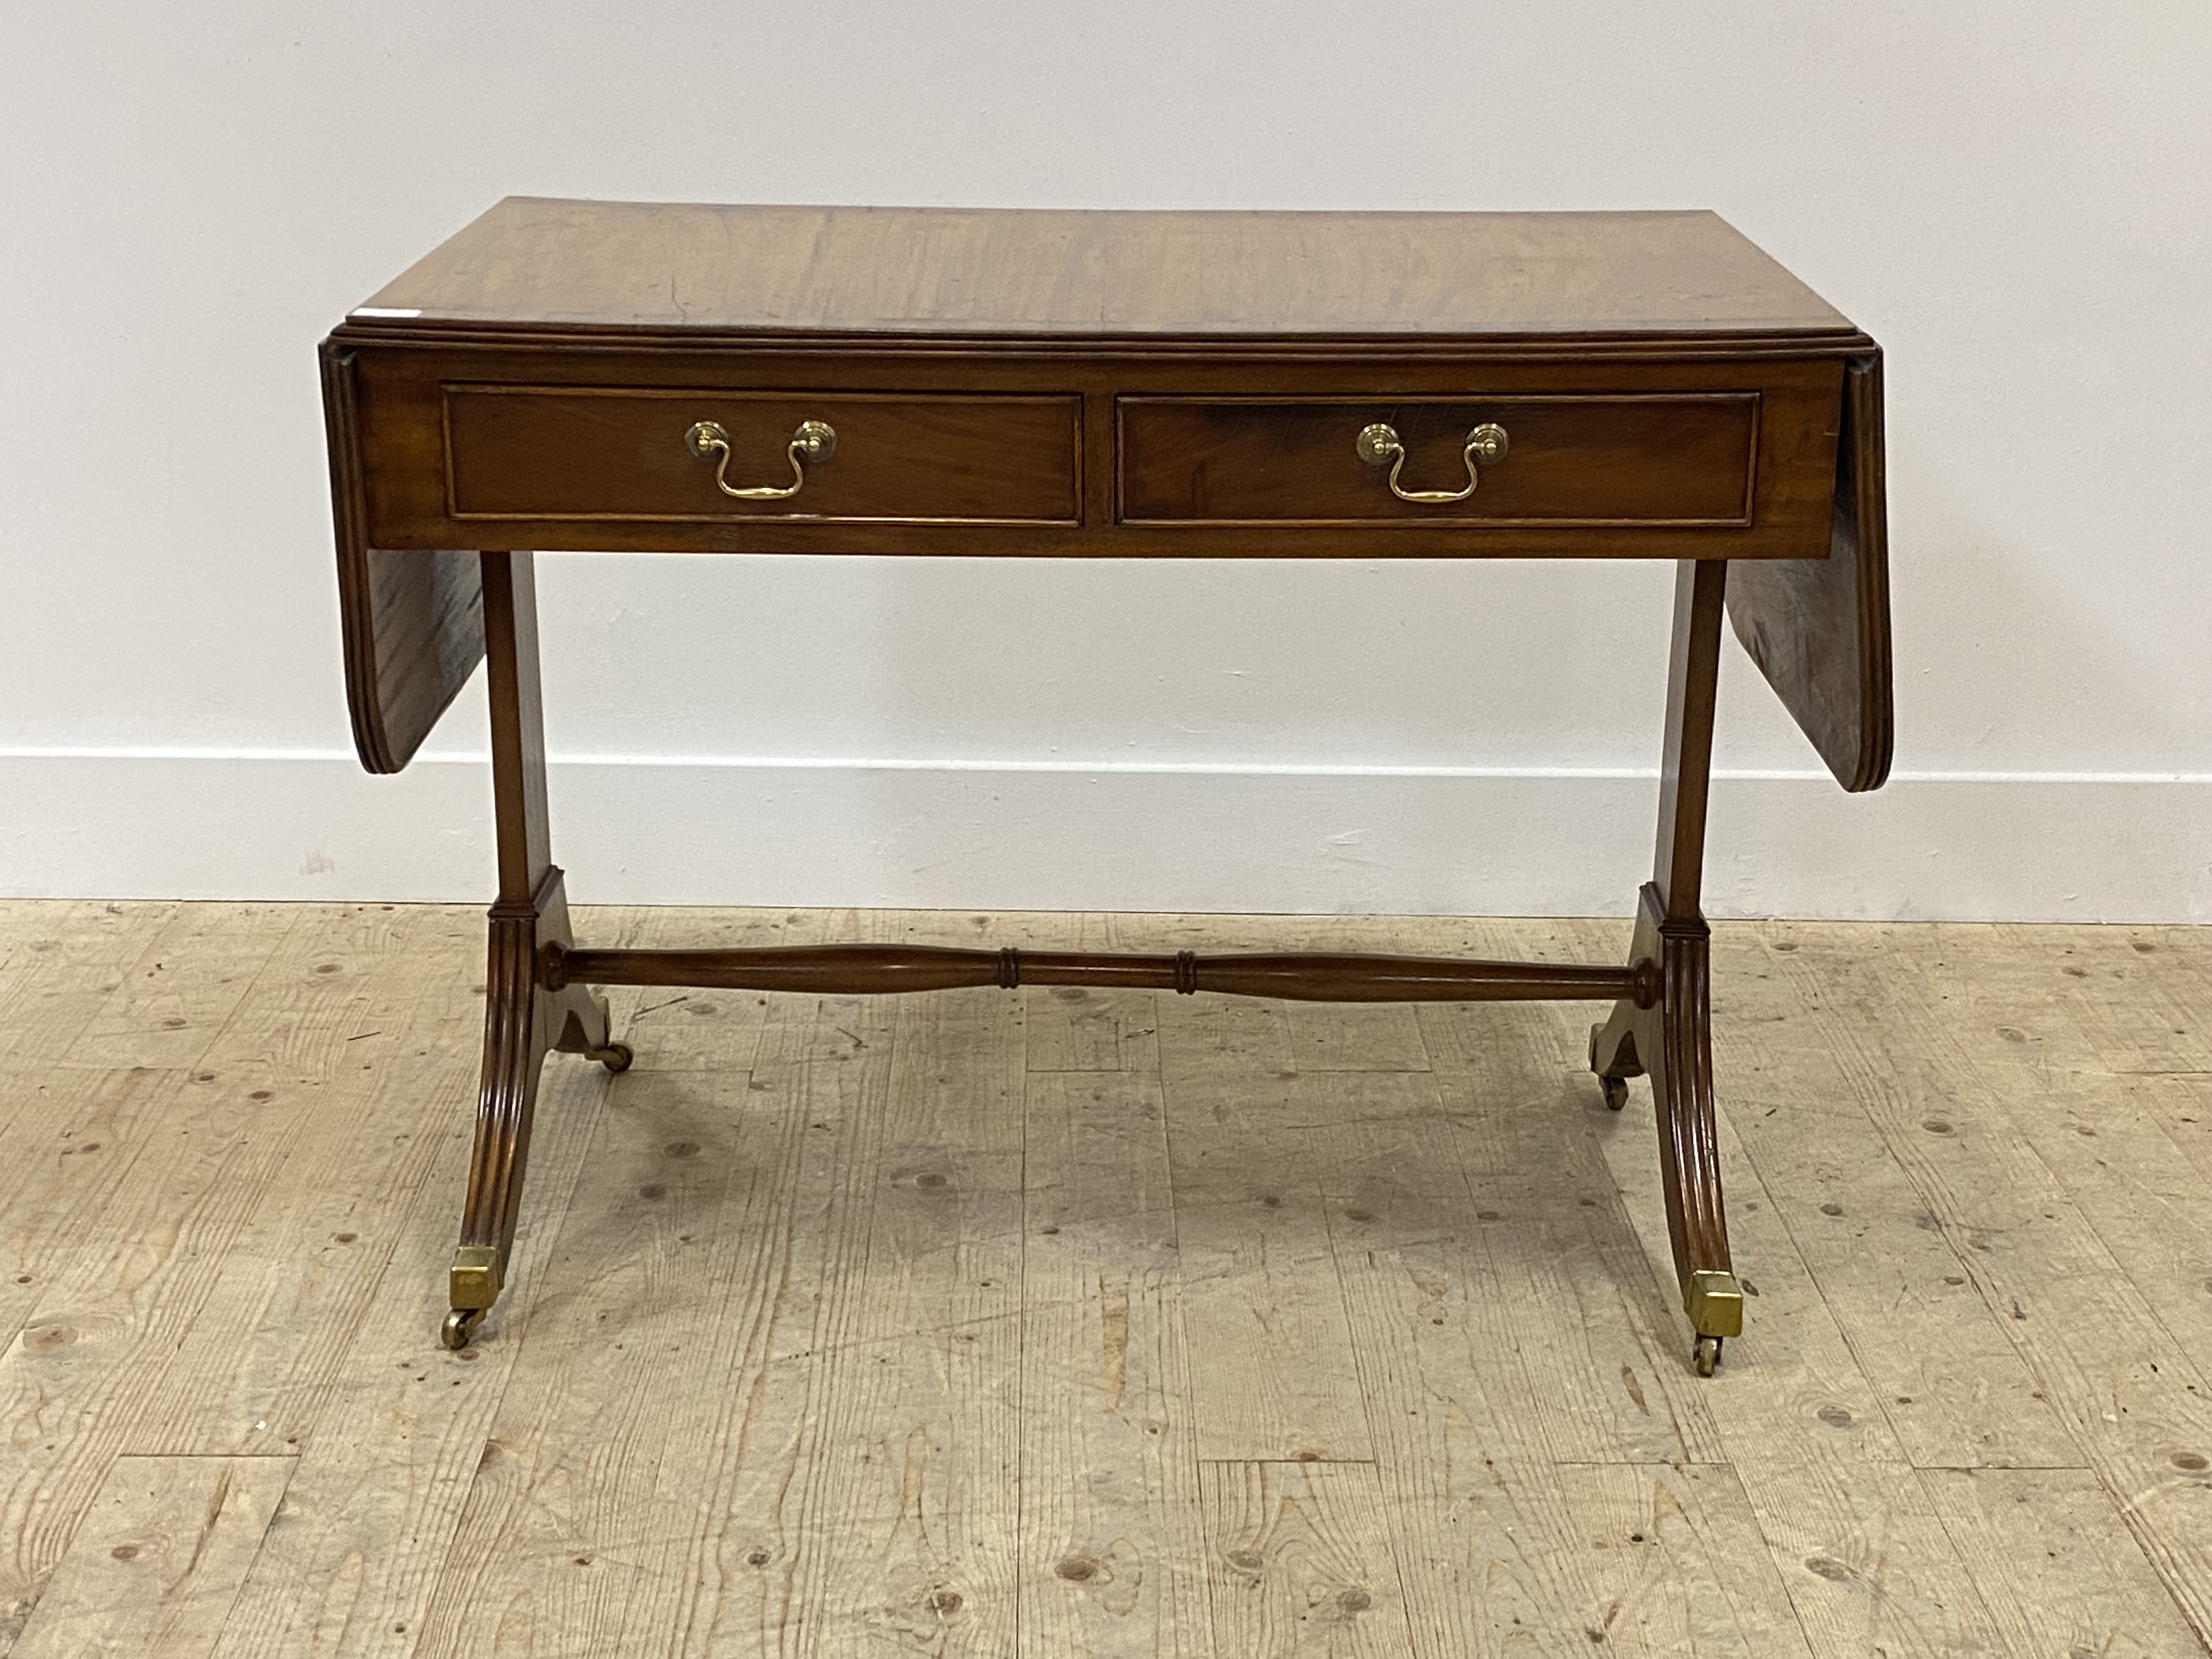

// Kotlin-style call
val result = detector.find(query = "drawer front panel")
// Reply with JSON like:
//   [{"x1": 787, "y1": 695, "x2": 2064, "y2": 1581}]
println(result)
[
  {"x1": 445, "y1": 386, "x2": 1081, "y2": 523},
  {"x1": 1119, "y1": 394, "x2": 1757, "y2": 526}
]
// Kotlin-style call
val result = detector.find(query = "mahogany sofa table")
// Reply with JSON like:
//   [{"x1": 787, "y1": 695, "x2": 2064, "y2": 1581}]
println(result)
[{"x1": 319, "y1": 199, "x2": 1891, "y2": 1370}]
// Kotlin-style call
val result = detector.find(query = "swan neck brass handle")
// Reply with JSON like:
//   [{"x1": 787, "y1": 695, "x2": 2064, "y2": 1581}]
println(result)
[
  {"x1": 1355, "y1": 421, "x2": 1508, "y2": 504},
  {"x1": 684, "y1": 419, "x2": 836, "y2": 500}
]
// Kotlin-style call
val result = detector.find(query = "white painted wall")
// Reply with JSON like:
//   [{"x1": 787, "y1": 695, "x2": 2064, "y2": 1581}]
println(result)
[{"x1": 3, "y1": 3, "x2": 2208, "y2": 919}]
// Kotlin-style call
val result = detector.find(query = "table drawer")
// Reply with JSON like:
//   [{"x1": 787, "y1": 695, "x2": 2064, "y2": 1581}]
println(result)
[
  {"x1": 444, "y1": 386, "x2": 1081, "y2": 524},
  {"x1": 1118, "y1": 394, "x2": 1757, "y2": 526}
]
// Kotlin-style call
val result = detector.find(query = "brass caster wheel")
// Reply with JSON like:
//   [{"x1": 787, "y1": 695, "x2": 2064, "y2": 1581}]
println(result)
[
  {"x1": 1693, "y1": 1334, "x2": 1723, "y2": 1377},
  {"x1": 588, "y1": 1041, "x2": 634, "y2": 1074},
  {"x1": 441, "y1": 1307, "x2": 486, "y2": 1351}
]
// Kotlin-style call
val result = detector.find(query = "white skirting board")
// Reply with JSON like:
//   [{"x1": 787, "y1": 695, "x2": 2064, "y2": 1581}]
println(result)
[{"x1": 0, "y1": 752, "x2": 2205, "y2": 923}]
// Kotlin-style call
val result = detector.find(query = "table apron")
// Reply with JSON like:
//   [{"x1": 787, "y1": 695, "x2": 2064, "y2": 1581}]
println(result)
[{"x1": 342, "y1": 345, "x2": 1848, "y2": 562}]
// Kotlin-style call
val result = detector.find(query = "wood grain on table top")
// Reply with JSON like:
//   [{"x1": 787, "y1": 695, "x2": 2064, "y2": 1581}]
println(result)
[{"x1": 352, "y1": 198, "x2": 1857, "y2": 340}]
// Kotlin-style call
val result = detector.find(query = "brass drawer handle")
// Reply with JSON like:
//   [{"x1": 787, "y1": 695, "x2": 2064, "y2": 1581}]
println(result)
[
  {"x1": 684, "y1": 418, "x2": 836, "y2": 500},
  {"x1": 1355, "y1": 421, "x2": 1508, "y2": 504}
]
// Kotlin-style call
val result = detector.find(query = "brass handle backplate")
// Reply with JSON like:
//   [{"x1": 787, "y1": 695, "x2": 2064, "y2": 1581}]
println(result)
[
  {"x1": 1355, "y1": 421, "x2": 1508, "y2": 504},
  {"x1": 684, "y1": 419, "x2": 836, "y2": 500}
]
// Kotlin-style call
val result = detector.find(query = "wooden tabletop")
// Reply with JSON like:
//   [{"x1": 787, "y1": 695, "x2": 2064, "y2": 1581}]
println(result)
[{"x1": 349, "y1": 198, "x2": 1857, "y2": 341}]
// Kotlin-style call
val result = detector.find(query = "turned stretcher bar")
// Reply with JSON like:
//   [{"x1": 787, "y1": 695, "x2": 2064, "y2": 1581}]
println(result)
[{"x1": 545, "y1": 941, "x2": 1657, "y2": 1005}]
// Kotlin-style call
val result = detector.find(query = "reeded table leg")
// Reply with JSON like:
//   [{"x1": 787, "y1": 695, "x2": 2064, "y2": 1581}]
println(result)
[
  {"x1": 1592, "y1": 889, "x2": 1741, "y2": 1375},
  {"x1": 443, "y1": 551, "x2": 628, "y2": 1351}
]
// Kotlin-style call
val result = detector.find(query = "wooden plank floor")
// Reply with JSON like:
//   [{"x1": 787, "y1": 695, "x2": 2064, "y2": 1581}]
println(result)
[{"x1": 0, "y1": 900, "x2": 2207, "y2": 1657}]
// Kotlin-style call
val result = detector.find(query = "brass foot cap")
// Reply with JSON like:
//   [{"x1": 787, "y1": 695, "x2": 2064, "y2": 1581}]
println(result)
[
  {"x1": 450, "y1": 1245, "x2": 504, "y2": 1311},
  {"x1": 1684, "y1": 1269, "x2": 1744, "y2": 1339}
]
